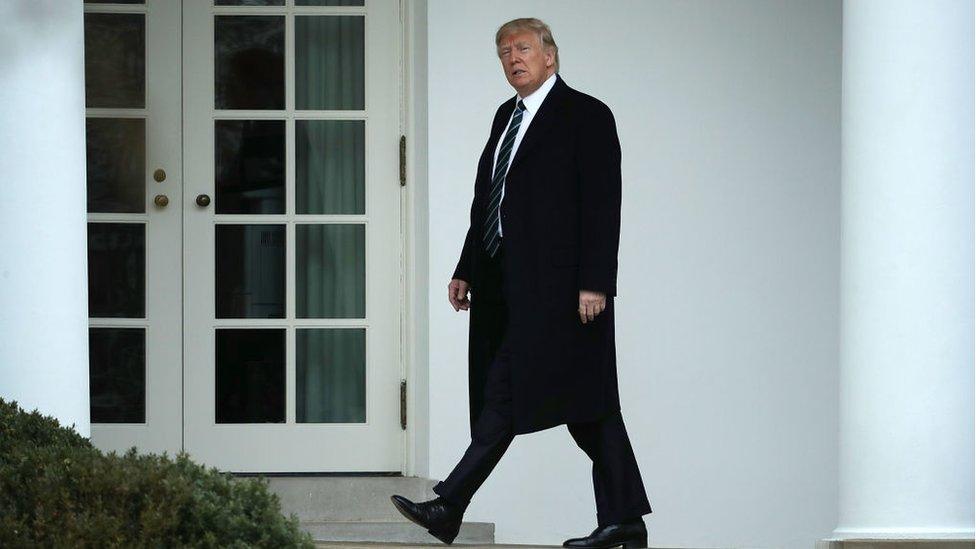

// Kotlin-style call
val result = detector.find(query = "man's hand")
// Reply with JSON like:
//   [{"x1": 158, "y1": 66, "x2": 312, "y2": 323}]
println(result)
[
  {"x1": 449, "y1": 278, "x2": 471, "y2": 311},
  {"x1": 579, "y1": 289, "x2": 606, "y2": 324}
]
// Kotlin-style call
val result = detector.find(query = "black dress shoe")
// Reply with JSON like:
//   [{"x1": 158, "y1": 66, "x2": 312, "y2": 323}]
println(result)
[
  {"x1": 389, "y1": 494, "x2": 465, "y2": 544},
  {"x1": 563, "y1": 517, "x2": 648, "y2": 548}
]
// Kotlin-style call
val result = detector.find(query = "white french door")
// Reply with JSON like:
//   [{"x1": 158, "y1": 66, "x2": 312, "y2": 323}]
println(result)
[
  {"x1": 181, "y1": 0, "x2": 402, "y2": 472},
  {"x1": 85, "y1": 0, "x2": 183, "y2": 456},
  {"x1": 84, "y1": 0, "x2": 403, "y2": 473}
]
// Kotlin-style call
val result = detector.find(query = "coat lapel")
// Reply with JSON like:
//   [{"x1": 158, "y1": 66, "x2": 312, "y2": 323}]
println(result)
[{"x1": 507, "y1": 73, "x2": 568, "y2": 174}]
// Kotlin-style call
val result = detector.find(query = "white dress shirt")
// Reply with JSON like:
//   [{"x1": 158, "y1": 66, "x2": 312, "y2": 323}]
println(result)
[{"x1": 492, "y1": 71, "x2": 558, "y2": 237}]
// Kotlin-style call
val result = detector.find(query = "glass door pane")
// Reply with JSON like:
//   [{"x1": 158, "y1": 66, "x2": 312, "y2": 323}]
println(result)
[
  {"x1": 84, "y1": 12, "x2": 145, "y2": 108},
  {"x1": 215, "y1": 224, "x2": 286, "y2": 318},
  {"x1": 86, "y1": 118, "x2": 146, "y2": 213},
  {"x1": 215, "y1": 120, "x2": 286, "y2": 214},
  {"x1": 88, "y1": 223, "x2": 145, "y2": 318},
  {"x1": 295, "y1": 15, "x2": 364, "y2": 110},
  {"x1": 214, "y1": 15, "x2": 285, "y2": 110},
  {"x1": 296, "y1": 328, "x2": 366, "y2": 423},
  {"x1": 216, "y1": 329, "x2": 286, "y2": 423},
  {"x1": 89, "y1": 328, "x2": 146, "y2": 423},
  {"x1": 295, "y1": 120, "x2": 365, "y2": 214},
  {"x1": 295, "y1": 223, "x2": 365, "y2": 318}
]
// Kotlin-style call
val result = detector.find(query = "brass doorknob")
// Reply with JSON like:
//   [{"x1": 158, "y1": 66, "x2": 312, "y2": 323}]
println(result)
[
  {"x1": 153, "y1": 168, "x2": 166, "y2": 182},
  {"x1": 153, "y1": 194, "x2": 169, "y2": 207},
  {"x1": 196, "y1": 194, "x2": 211, "y2": 207}
]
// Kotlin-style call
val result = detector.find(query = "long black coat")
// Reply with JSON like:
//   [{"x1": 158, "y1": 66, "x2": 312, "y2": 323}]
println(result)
[{"x1": 452, "y1": 73, "x2": 623, "y2": 436}]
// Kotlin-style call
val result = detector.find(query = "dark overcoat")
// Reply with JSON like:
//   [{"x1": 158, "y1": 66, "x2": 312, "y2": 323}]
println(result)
[{"x1": 452, "y1": 73, "x2": 623, "y2": 436}]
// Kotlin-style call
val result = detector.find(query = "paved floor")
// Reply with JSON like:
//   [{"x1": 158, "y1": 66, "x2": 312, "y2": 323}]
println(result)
[
  {"x1": 314, "y1": 539, "x2": 674, "y2": 549},
  {"x1": 316, "y1": 544, "x2": 560, "y2": 548}
]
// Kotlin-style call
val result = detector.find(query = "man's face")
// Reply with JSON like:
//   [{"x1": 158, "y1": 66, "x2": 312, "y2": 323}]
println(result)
[{"x1": 497, "y1": 30, "x2": 554, "y2": 97}]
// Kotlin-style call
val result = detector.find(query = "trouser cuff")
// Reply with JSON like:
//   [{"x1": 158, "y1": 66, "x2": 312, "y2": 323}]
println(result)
[
  {"x1": 432, "y1": 481, "x2": 470, "y2": 510},
  {"x1": 597, "y1": 503, "x2": 653, "y2": 527}
]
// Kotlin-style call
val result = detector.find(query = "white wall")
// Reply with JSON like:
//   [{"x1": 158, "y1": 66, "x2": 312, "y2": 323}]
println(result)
[
  {"x1": 0, "y1": 1, "x2": 90, "y2": 437},
  {"x1": 427, "y1": 1, "x2": 841, "y2": 547}
]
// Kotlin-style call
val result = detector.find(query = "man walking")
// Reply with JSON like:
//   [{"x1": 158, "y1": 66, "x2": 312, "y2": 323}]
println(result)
[{"x1": 391, "y1": 17, "x2": 652, "y2": 548}]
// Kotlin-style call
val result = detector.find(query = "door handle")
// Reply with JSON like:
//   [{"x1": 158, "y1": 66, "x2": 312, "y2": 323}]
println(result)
[{"x1": 196, "y1": 194, "x2": 211, "y2": 207}]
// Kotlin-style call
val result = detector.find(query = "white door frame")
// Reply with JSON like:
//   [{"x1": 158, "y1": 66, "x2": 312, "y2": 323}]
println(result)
[{"x1": 399, "y1": 0, "x2": 430, "y2": 479}]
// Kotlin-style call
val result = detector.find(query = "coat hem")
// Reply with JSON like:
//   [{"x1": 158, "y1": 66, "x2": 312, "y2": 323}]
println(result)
[{"x1": 511, "y1": 404, "x2": 623, "y2": 436}]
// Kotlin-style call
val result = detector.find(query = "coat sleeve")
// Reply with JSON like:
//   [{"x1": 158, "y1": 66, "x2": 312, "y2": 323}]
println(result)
[
  {"x1": 452, "y1": 222, "x2": 475, "y2": 283},
  {"x1": 577, "y1": 100, "x2": 622, "y2": 297}
]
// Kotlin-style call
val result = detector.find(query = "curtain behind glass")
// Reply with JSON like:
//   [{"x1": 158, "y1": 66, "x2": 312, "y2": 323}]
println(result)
[
  {"x1": 297, "y1": 328, "x2": 366, "y2": 422},
  {"x1": 295, "y1": 16, "x2": 364, "y2": 110},
  {"x1": 296, "y1": 120, "x2": 364, "y2": 214},
  {"x1": 294, "y1": 11, "x2": 368, "y2": 424}
]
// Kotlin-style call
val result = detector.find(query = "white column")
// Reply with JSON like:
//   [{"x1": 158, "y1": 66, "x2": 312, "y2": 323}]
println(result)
[
  {"x1": 836, "y1": 0, "x2": 974, "y2": 540},
  {"x1": 0, "y1": 2, "x2": 90, "y2": 437}
]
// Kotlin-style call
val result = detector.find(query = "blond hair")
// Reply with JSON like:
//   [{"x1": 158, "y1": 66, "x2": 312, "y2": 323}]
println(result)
[{"x1": 495, "y1": 17, "x2": 559, "y2": 72}]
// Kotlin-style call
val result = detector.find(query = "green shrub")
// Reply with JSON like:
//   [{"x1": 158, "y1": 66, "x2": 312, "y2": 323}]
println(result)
[{"x1": 0, "y1": 397, "x2": 314, "y2": 548}]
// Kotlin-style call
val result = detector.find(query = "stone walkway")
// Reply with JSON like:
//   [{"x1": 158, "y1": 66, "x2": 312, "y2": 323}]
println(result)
[{"x1": 316, "y1": 544, "x2": 559, "y2": 548}]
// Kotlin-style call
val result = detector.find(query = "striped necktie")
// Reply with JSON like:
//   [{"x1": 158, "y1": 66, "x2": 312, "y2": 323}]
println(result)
[{"x1": 483, "y1": 99, "x2": 526, "y2": 258}]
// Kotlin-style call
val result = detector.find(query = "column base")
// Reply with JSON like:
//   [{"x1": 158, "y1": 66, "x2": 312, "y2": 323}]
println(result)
[{"x1": 818, "y1": 534, "x2": 975, "y2": 549}]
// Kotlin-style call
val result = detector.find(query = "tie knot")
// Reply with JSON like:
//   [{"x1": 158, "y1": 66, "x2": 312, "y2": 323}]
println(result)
[{"x1": 516, "y1": 99, "x2": 526, "y2": 113}]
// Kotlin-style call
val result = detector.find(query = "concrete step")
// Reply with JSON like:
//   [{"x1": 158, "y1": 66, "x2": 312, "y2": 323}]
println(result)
[
  {"x1": 304, "y1": 521, "x2": 494, "y2": 544},
  {"x1": 264, "y1": 475, "x2": 494, "y2": 544},
  {"x1": 267, "y1": 475, "x2": 437, "y2": 523}
]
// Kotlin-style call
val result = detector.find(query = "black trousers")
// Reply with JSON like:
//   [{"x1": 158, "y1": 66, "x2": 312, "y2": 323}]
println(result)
[{"x1": 432, "y1": 238, "x2": 653, "y2": 527}]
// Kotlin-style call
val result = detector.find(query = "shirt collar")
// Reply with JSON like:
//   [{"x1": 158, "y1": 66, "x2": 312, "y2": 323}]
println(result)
[{"x1": 516, "y1": 71, "x2": 558, "y2": 115}]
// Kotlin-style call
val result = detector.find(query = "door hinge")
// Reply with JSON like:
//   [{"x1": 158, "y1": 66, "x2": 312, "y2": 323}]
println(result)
[
  {"x1": 399, "y1": 135, "x2": 406, "y2": 187},
  {"x1": 400, "y1": 379, "x2": 407, "y2": 430}
]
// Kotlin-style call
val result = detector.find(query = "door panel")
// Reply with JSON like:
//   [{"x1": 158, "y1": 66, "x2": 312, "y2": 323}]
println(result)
[
  {"x1": 85, "y1": 0, "x2": 183, "y2": 456},
  {"x1": 182, "y1": 0, "x2": 401, "y2": 472}
]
